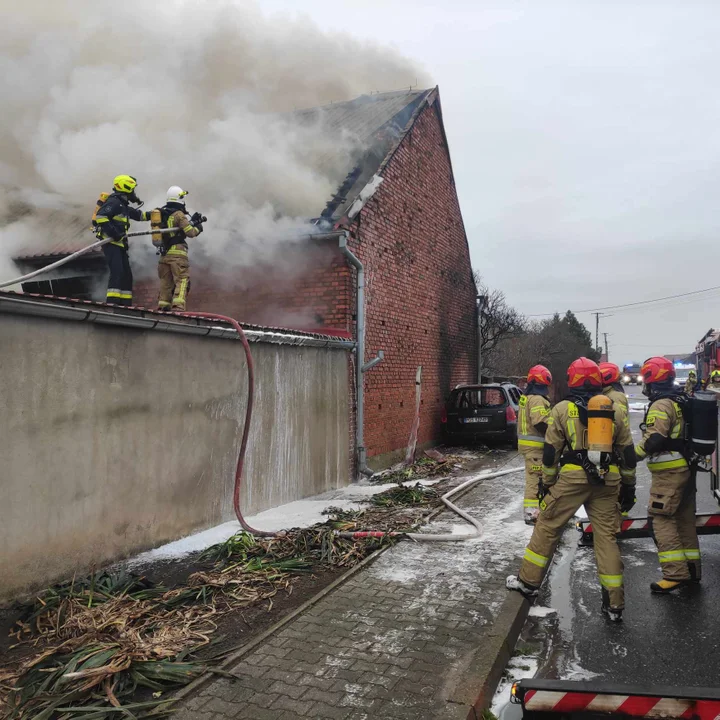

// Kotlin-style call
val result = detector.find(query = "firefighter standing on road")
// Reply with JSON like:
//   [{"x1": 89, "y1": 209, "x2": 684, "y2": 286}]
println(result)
[
  {"x1": 600, "y1": 362, "x2": 630, "y2": 533},
  {"x1": 636, "y1": 356, "x2": 700, "y2": 593},
  {"x1": 685, "y1": 370, "x2": 697, "y2": 396},
  {"x1": 507, "y1": 357, "x2": 637, "y2": 622},
  {"x1": 518, "y1": 365, "x2": 552, "y2": 525},
  {"x1": 153, "y1": 186, "x2": 204, "y2": 312},
  {"x1": 600, "y1": 362, "x2": 629, "y2": 413},
  {"x1": 94, "y1": 175, "x2": 151, "y2": 305}
]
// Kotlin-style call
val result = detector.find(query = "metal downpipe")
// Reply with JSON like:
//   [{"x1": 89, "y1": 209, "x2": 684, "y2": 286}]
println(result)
[{"x1": 339, "y1": 233, "x2": 374, "y2": 477}]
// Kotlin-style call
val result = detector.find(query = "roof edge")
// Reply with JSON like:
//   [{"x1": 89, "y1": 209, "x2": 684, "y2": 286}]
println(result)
[{"x1": 0, "y1": 291, "x2": 355, "y2": 350}]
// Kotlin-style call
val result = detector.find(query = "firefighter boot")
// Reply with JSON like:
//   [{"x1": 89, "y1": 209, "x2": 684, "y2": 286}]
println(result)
[
  {"x1": 650, "y1": 578, "x2": 688, "y2": 593},
  {"x1": 601, "y1": 588, "x2": 623, "y2": 623},
  {"x1": 506, "y1": 575, "x2": 539, "y2": 599}
]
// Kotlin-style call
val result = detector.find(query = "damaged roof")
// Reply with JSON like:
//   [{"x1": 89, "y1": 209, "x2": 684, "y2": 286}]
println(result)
[{"x1": 12, "y1": 88, "x2": 436, "y2": 261}]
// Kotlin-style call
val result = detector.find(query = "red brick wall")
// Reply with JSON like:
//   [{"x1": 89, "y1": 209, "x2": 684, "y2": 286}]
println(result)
[
  {"x1": 133, "y1": 240, "x2": 353, "y2": 334},
  {"x1": 351, "y1": 99, "x2": 477, "y2": 460}
]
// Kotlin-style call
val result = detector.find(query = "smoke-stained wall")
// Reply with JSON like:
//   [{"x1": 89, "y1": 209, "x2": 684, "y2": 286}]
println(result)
[{"x1": 0, "y1": 311, "x2": 350, "y2": 602}]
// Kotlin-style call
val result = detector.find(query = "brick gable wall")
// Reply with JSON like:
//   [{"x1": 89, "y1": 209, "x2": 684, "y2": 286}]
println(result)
[{"x1": 349, "y1": 98, "x2": 477, "y2": 462}]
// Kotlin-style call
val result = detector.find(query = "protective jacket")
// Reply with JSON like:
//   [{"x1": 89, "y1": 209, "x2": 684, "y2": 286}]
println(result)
[
  {"x1": 635, "y1": 397, "x2": 688, "y2": 472},
  {"x1": 94, "y1": 192, "x2": 150, "y2": 249},
  {"x1": 603, "y1": 384, "x2": 628, "y2": 412},
  {"x1": 517, "y1": 393, "x2": 550, "y2": 454},
  {"x1": 542, "y1": 398, "x2": 636, "y2": 487},
  {"x1": 159, "y1": 202, "x2": 200, "y2": 255},
  {"x1": 685, "y1": 378, "x2": 697, "y2": 394}
]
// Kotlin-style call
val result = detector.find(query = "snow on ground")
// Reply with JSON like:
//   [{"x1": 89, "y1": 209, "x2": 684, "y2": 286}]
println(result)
[
  {"x1": 528, "y1": 606, "x2": 557, "y2": 618},
  {"x1": 125, "y1": 477, "x2": 444, "y2": 567},
  {"x1": 492, "y1": 655, "x2": 540, "y2": 716}
]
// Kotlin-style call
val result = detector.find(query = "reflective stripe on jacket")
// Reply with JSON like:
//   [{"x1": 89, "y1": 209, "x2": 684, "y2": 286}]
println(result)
[
  {"x1": 517, "y1": 394, "x2": 550, "y2": 454},
  {"x1": 635, "y1": 398, "x2": 688, "y2": 472}
]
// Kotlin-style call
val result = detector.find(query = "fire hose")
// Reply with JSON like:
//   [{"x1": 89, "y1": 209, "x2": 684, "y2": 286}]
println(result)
[
  {"x1": 180, "y1": 309, "x2": 524, "y2": 543},
  {"x1": 0, "y1": 228, "x2": 181, "y2": 290}
]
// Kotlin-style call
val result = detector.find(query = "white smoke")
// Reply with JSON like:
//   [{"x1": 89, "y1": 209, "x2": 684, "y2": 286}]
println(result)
[{"x1": 0, "y1": 0, "x2": 427, "y2": 277}]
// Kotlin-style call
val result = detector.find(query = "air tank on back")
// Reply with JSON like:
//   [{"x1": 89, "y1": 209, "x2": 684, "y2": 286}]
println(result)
[{"x1": 689, "y1": 391, "x2": 718, "y2": 457}]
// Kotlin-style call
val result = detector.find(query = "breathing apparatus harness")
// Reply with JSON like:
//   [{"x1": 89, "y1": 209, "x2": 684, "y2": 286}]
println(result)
[
  {"x1": 150, "y1": 205, "x2": 208, "y2": 255},
  {"x1": 557, "y1": 390, "x2": 616, "y2": 486}
]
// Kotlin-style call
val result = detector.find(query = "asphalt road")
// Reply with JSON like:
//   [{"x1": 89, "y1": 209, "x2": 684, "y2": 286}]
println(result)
[{"x1": 532, "y1": 384, "x2": 720, "y2": 687}]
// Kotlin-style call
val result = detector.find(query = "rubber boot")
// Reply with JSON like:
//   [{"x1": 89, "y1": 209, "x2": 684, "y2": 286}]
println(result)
[
  {"x1": 688, "y1": 563, "x2": 701, "y2": 584},
  {"x1": 650, "y1": 578, "x2": 687, "y2": 593},
  {"x1": 601, "y1": 589, "x2": 623, "y2": 623},
  {"x1": 506, "y1": 575, "x2": 539, "y2": 599}
]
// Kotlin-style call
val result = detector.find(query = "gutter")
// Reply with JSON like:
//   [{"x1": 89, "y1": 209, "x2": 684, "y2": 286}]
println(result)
[
  {"x1": 338, "y1": 232, "x2": 384, "y2": 477},
  {"x1": 0, "y1": 294, "x2": 355, "y2": 351}
]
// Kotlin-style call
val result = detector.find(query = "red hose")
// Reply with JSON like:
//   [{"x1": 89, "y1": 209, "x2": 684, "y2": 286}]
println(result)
[{"x1": 181, "y1": 312, "x2": 274, "y2": 537}]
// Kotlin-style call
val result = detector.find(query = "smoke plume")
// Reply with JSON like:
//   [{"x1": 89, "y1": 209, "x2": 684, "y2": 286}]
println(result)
[{"x1": 0, "y1": 0, "x2": 427, "y2": 278}]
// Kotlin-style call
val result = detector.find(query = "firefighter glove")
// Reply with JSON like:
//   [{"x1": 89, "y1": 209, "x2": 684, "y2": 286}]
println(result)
[{"x1": 618, "y1": 484, "x2": 636, "y2": 513}]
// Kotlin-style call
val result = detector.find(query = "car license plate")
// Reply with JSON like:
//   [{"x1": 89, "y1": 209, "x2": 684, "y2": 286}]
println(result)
[{"x1": 464, "y1": 417, "x2": 489, "y2": 423}]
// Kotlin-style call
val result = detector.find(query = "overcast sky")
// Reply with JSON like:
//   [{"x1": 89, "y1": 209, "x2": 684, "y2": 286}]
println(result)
[{"x1": 260, "y1": 0, "x2": 720, "y2": 366}]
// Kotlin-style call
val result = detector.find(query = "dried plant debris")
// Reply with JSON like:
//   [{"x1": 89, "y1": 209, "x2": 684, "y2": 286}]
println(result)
[{"x1": 372, "y1": 449, "x2": 469, "y2": 484}]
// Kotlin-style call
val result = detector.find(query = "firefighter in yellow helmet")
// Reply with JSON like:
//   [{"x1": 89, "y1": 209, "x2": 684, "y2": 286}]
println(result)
[
  {"x1": 685, "y1": 370, "x2": 697, "y2": 396},
  {"x1": 636, "y1": 356, "x2": 700, "y2": 593},
  {"x1": 518, "y1": 365, "x2": 552, "y2": 524},
  {"x1": 94, "y1": 175, "x2": 151, "y2": 306},
  {"x1": 507, "y1": 357, "x2": 637, "y2": 622},
  {"x1": 154, "y1": 186, "x2": 205, "y2": 312},
  {"x1": 706, "y1": 369, "x2": 720, "y2": 393}
]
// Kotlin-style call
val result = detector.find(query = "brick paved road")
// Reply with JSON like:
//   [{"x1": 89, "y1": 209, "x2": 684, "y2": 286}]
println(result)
[{"x1": 173, "y1": 458, "x2": 530, "y2": 719}]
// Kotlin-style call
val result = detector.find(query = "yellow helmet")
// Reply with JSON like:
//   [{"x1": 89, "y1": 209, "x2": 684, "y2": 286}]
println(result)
[
  {"x1": 711, "y1": 370, "x2": 720, "y2": 382},
  {"x1": 113, "y1": 174, "x2": 138, "y2": 194}
]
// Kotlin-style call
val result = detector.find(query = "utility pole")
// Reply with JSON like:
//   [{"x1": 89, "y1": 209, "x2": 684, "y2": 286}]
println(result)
[
  {"x1": 594, "y1": 312, "x2": 601, "y2": 354},
  {"x1": 603, "y1": 332, "x2": 609, "y2": 360},
  {"x1": 477, "y1": 294, "x2": 486, "y2": 384}
]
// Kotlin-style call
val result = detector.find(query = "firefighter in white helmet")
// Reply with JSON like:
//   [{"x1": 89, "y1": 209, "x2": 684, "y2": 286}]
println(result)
[{"x1": 153, "y1": 186, "x2": 205, "y2": 312}]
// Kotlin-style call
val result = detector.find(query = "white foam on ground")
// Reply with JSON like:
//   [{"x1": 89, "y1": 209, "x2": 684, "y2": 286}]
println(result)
[
  {"x1": 528, "y1": 606, "x2": 557, "y2": 617},
  {"x1": 125, "y1": 477, "x2": 440, "y2": 567},
  {"x1": 629, "y1": 401, "x2": 648, "y2": 413},
  {"x1": 492, "y1": 656, "x2": 540, "y2": 715}
]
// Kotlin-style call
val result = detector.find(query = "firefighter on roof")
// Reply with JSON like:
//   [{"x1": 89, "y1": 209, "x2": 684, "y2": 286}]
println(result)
[
  {"x1": 636, "y1": 356, "x2": 700, "y2": 593},
  {"x1": 152, "y1": 186, "x2": 204, "y2": 312},
  {"x1": 94, "y1": 175, "x2": 151, "y2": 306},
  {"x1": 507, "y1": 357, "x2": 637, "y2": 622},
  {"x1": 517, "y1": 365, "x2": 552, "y2": 525}
]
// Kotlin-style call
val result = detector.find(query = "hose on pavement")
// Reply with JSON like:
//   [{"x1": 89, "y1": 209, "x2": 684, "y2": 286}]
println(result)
[{"x1": 334, "y1": 465, "x2": 522, "y2": 543}]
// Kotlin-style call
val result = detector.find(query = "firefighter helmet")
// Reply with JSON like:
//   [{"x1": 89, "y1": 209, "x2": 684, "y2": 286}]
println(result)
[
  {"x1": 113, "y1": 175, "x2": 138, "y2": 194},
  {"x1": 567, "y1": 357, "x2": 603, "y2": 389},
  {"x1": 599, "y1": 362, "x2": 621, "y2": 386},
  {"x1": 527, "y1": 364, "x2": 552, "y2": 386},
  {"x1": 711, "y1": 369, "x2": 720, "y2": 383},
  {"x1": 167, "y1": 186, "x2": 189, "y2": 203},
  {"x1": 640, "y1": 356, "x2": 675, "y2": 384}
]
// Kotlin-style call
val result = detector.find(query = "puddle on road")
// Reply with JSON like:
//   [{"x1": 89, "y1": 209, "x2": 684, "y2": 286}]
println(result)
[{"x1": 492, "y1": 521, "x2": 583, "y2": 716}]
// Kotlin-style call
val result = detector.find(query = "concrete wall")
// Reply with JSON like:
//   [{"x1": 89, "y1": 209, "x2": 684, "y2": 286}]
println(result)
[{"x1": 0, "y1": 313, "x2": 349, "y2": 601}]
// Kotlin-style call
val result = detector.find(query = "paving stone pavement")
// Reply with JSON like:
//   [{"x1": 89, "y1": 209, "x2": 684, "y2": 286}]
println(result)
[{"x1": 172, "y1": 458, "x2": 531, "y2": 720}]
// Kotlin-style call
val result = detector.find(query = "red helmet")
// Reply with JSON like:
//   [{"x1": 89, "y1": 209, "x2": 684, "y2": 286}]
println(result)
[
  {"x1": 599, "y1": 362, "x2": 621, "y2": 386},
  {"x1": 567, "y1": 357, "x2": 603, "y2": 389},
  {"x1": 640, "y1": 356, "x2": 675, "y2": 384},
  {"x1": 527, "y1": 364, "x2": 552, "y2": 386}
]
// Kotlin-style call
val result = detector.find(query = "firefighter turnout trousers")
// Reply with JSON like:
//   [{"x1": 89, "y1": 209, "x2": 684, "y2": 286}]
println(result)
[
  {"x1": 649, "y1": 468, "x2": 700, "y2": 581},
  {"x1": 522, "y1": 450, "x2": 543, "y2": 515},
  {"x1": 158, "y1": 244, "x2": 190, "y2": 311},
  {"x1": 102, "y1": 243, "x2": 133, "y2": 306},
  {"x1": 519, "y1": 477, "x2": 625, "y2": 608}
]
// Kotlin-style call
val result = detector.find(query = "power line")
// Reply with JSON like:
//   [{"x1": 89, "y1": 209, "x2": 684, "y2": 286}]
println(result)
[{"x1": 528, "y1": 283, "x2": 720, "y2": 317}]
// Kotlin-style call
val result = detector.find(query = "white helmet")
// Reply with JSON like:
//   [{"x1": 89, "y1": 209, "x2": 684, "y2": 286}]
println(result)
[{"x1": 167, "y1": 186, "x2": 188, "y2": 204}]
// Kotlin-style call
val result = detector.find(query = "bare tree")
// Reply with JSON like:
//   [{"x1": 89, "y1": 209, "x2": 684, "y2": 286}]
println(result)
[{"x1": 474, "y1": 272, "x2": 526, "y2": 373}]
